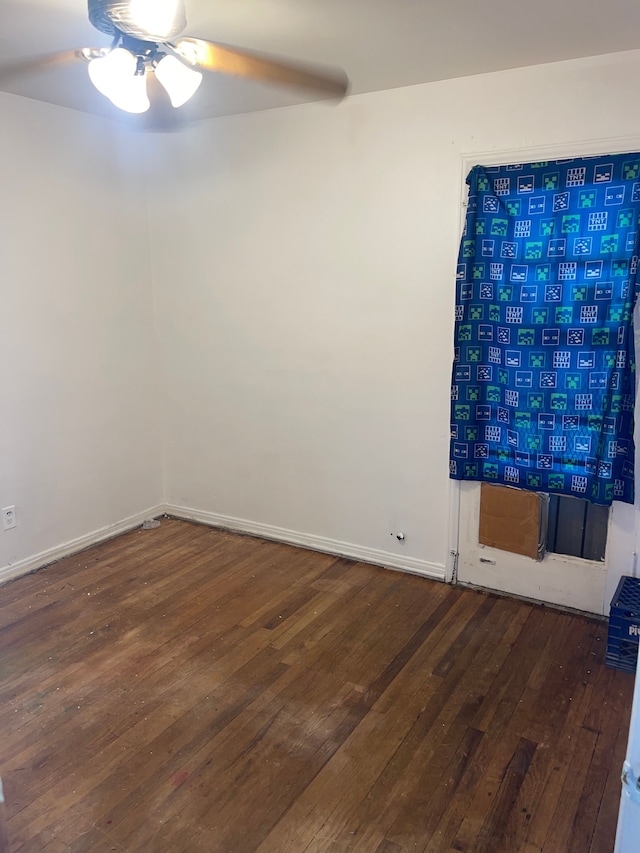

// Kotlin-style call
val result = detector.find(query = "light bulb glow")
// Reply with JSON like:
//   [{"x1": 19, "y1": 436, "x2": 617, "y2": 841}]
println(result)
[
  {"x1": 129, "y1": 0, "x2": 185, "y2": 40},
  {"x1": 88, "y1": 48, "x2": 150, "y2": 113},
  {"x1": 108, "y1": 70, "x2": 150, "y2": 113},
  {"x1": 155, "y1": 55, "x2": 202, "y2": 108}
]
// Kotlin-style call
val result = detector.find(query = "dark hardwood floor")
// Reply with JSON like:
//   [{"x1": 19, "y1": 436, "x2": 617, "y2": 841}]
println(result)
[{"x1": 0, "y1": 518, "x2": 634, "y2": 852}]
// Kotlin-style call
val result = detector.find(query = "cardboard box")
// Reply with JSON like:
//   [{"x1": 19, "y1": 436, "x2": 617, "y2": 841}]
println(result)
[{"x1": 479, "y1": 483, "x2": 545, "y2": 560}]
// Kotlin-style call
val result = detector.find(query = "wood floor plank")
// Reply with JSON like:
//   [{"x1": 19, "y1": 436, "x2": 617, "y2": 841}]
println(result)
[
  {"x1": 374, "y1": 841, "x2": 403, "y2": 853},
  {"x1": 522, "y1": 690, "x2": 593, "y2": 850},
  {"x1": 421, "y1": 719, "x2": 512, "y2": 853},
  {"x1": 0, "y1": 518, "x2": 634, "y2": 853},
  {"x1": 567, "y1": 762, "x2": 609, "y2": 853},
  {"x1": 337, "y1": 602, "x2": 519, "y2": 852},
  {"x1": 589, "y1": 720, "x2": 630, "y2": 853},
  {"x1": 473, "y1": 736, "x2": 538, "y2": 853},
  {"x1": 448, "y1": 728, "x2": 524, "y2": 852}
]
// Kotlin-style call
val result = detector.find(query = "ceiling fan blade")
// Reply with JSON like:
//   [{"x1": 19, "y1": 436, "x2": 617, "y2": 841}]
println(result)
[
  {"x1": 170, "y1": 38, "x2": 349, "y2": 99},
  {"x1": 0, "y1": 49, "x2": 105, "y2": 84}
]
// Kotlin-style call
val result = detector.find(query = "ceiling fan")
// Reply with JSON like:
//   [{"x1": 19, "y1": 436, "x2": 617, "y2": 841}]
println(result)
[{"x1": 0, "y1": 0, "x2": 349, "y2": 129}]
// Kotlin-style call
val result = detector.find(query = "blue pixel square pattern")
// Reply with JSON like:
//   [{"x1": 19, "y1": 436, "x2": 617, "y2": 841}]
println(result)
[{"x1": 450, "y1": 154, "x2": 640, "y2": 505}]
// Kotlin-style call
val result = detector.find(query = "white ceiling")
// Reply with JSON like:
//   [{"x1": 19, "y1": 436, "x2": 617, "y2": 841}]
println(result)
[{"x1": 2, "y1": 0, "x2": 640, "y2": 124}]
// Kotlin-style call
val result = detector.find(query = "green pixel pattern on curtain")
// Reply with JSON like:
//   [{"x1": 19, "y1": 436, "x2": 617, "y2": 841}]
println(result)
[{"x1": 449, "y1": 154, "x2": 640, "y2": 506}]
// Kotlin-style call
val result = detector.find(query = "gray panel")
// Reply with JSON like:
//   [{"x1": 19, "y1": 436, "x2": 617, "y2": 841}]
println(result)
[
  {"x1": 546, "y1": 495, "x2": 609, "y2": 561},
  {"x1": 554, "y1": 496, "x2": 587, "y2": 559},
  {"x1": 546, "y1": 494, "x2": 560, "y2": 554},
  {"x1": 582, "y1": 502, "x2": 609, "y2": 561}
]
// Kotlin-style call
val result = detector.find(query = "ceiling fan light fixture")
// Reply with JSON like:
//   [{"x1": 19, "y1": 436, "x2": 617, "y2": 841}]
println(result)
[
  {"x1": 108, "y1": 68, "x2": 150, "y2": 113},
  {"x1": 88, "y1": 48, "x2": 150, "y2": 113},
  {"x1": 129, "y1": 0, "x2": 186, "y2": 41},
  {"x1": 88, "y1": 0, "x2": 187, "y2": 41},
  {"x1": 155, "y1": 54, "x2": 202, "y2": 108}
]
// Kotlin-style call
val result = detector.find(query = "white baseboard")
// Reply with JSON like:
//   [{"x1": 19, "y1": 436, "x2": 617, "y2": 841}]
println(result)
[
  {"x1": 0, "y1": 505, "x2": 165, "y2": 587},
  {"x1": 0, "y1": 503, "x2": 446, "y2": 588},
  {"x1": 165, "y1": 504, "x2": 446, "y2": 581}
]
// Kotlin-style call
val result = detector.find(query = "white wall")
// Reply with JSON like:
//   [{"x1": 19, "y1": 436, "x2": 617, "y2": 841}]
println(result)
[
  {"x1": 0, "y1": 94, "x2": 163, "y2": 581},
  {"x1": 147, "y1": 99, "x2": 454, "y2": 576},
  {"x1": 4, "y1": 49, "x2": 640, "y2": 605},
  {"x1": 148, "y1": 49, "x2": 640, "y2": 593}
]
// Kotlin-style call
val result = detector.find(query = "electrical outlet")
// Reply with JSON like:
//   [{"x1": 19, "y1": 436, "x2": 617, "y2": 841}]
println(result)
[{"x1": 2, "y1": 506, "x2": 16, "y2": 530}]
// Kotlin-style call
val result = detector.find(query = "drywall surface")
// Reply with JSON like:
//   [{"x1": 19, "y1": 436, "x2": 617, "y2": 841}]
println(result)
[
  {"x1": 148, "y1": 49, "x2": 640, "y2": 585},
  {"x1": 0, "y1": 94, "x2": 162, "y2": 576}
]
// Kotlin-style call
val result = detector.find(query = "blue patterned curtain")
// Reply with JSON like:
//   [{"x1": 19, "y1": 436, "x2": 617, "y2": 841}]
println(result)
[{"x1": 450, "y1": 154, "x2": 640, "y2": 506}]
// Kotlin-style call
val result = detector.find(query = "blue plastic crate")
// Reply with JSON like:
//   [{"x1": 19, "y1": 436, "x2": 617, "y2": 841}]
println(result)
[
  {"x1": 606, "y1": 638, "x2": 638, "y2": 674},
  {"x1": 606, "y1": 576, "x2": 640, "y2": 673}
]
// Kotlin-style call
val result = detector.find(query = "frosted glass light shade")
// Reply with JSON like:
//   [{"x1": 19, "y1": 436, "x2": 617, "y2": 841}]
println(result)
[
  {"x1": 108, "y1": 71, "x2": 150, "y2": 114},
  {"x1": 155, "y1": 55, "x2": 202, "y2": 108},
  {"x1": 88, "y1": 48, "x2": 150, "y2": 113}
]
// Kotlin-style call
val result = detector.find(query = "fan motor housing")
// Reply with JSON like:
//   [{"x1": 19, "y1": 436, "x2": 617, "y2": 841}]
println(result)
[{"x1": 88, "y1": 0, "x2": 187, "y2": 41}]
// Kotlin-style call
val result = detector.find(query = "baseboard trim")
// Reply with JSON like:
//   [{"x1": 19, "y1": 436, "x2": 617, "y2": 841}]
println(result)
[
  {"x1": 0, "y1": 503, "x2": 446, "y2": 588},
  {"x1": 456, "y1": 579, "x2": 606, "y2": 620},
  {"x1": 165, "y1": 504, "x2": 446, "y2": 581},
  {"x1": 0, "y1": 505, "x2": 165, "y2": 587}
]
